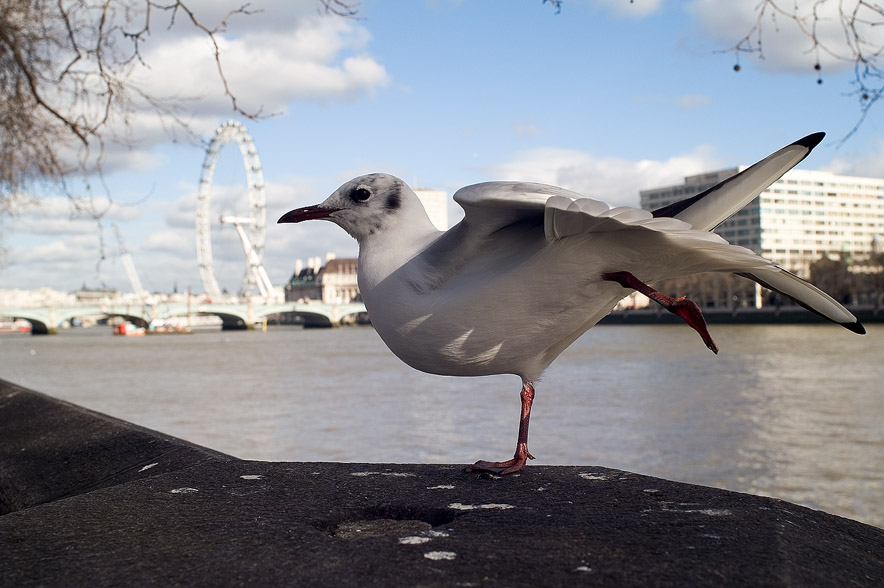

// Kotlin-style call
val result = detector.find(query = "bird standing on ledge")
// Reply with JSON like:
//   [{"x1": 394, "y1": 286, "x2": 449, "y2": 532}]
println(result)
[{"x1": 278, "y1": 133, "x2": 864, "y2": 475}]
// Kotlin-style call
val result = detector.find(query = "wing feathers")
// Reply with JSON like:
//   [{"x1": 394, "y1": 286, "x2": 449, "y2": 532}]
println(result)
[
  {"x1": 652, "y1": 132, "x2": 825, "y2": 231},
  {"x1": 447, "y1": 139, "x2": 862, "y2": 335},
  {"x1": 544, "y1": 195, "x2": 691, "y2": 241},
  {"x1": 736, "y1": 269, "x2": 865, "y2": 333}
]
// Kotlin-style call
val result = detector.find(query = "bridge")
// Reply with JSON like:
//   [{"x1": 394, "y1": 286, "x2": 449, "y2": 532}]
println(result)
[
  {"x1": 2, "y1": 122, "x2": 373, "y2": 335},
  {"x1": 0, "y1": 300, "x2": 367, "y2": 335}
]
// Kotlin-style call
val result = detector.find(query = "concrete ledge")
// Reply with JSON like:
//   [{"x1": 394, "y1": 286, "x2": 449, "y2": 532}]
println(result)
[
  {"x1": 0, "y1": 380, "x2": 231, "y2": 514},
  {"x1": 2, "y1": 380, "x2": 883, "y2": 587}
]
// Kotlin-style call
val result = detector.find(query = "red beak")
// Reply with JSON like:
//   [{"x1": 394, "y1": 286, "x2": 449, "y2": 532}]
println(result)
[{"x1": 277, "y1": 205, "x2": 338, "y2": 224}]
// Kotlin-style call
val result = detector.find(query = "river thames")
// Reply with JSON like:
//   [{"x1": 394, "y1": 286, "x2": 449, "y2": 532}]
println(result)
[{"x1": 1, "y1": 323, "x2": 882, "y2": 528}]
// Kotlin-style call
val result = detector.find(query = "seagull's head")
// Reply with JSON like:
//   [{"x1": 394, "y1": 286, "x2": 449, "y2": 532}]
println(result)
[{"x1": 278, "y1": 173, "x2": 430, "y2": 243}]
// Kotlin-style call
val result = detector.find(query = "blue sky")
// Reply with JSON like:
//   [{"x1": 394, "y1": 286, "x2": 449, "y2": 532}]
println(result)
[{"x1": 3, "y1": 0, "x2": 884, "y2": 294}]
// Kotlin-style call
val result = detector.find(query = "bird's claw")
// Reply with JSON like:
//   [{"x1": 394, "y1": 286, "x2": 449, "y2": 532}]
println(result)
[
  {"x1": 466, "y1": 450, "x2": 534, "y2": 475},
  {"x1": 669, "y1": 297, "x2": 719, "y2": 354},
  {"x1": 466, "y1": 459, "x2": 525, "y2": 475},
  {"x1": 602, "y1": 271, "x2": 719, "y2": 354}
]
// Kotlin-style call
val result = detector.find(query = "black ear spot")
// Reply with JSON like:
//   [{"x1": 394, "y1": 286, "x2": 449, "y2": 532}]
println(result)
[
  {"x1": 351, "y1": 185, "x2": 373, "y2": 203},
  {"x1": 385, "y1": 192, "x2": 401, "y2": 211}
]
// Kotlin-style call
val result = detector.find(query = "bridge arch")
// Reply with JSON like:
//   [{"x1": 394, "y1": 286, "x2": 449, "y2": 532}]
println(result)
[
  {"x1": 199, "y1": 311, "x2": 252, "y2": 330},
  {"x1": 4, "y1": 312, "x2": 52, "y2": 335}
]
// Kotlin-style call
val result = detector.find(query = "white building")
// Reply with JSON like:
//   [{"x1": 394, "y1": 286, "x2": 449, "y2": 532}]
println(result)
[
  {"x1": 285, "y1": 254, "x2": 360, "y2": 304},
  {"x1": 640, "y1": 167, "x2": 884, "y2": 278},
  {"x1": 415, "y1": 188, "x2": 448, "y2": 231}
]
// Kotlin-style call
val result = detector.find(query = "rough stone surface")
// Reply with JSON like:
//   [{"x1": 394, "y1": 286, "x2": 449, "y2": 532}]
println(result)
[
  {"x1": 2, "y1": 379, "x2": 883, "y2": 587},
  {"x1": 0, "y1": 379, "x2": 231, "y2": 514}
]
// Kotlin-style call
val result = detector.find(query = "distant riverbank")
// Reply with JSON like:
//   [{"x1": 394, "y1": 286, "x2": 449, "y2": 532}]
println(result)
[{"x1": 603, "y1": 304, "x2": 883, "y2": 325}]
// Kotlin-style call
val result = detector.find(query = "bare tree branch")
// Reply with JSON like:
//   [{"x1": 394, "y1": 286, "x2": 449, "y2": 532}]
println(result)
[
  {"x1": 723, "y1": 0, "x2": 884, "y2": 143},
  {"x1": 0, "y1": 0, "x2": 266, "y2": 209},
  {"x1": 158, "y1": 1, "x2": 264, "y2": 119},
  {"x1": 318, "y1": 0, "x2": 360, "y2": 18}
]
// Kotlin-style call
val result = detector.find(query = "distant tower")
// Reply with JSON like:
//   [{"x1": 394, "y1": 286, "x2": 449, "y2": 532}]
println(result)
[{"x1": 414, "y1": 188, "x2": 449, "y2": 231}]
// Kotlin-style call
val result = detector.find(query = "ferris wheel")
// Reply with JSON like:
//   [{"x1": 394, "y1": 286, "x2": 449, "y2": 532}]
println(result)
[{"x1": 195, "y1": 121, "x2": 273, "y2": 299}]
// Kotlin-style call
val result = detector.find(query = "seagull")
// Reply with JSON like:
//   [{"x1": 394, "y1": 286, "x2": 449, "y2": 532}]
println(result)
[{"x1": 279, "y1": 132, "x2": 864, "y2": 474}]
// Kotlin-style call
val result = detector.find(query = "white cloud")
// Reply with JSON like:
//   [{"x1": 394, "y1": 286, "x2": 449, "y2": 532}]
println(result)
[
  {"x1": 686, "y1": 0, "x2": 884, "y2": 74},
  {"x1": 141, "y1": 230, "x2": 194, "y2": 255},
  {"x1": 488, "y1": 146, "x2": 722, "y2": 208},
  {"x1": 10, "y1": 196, "x2": 142, "y2": 236},
  {"x1": 12, "y1": 236, "x2": 99, "y2": 265},
  {"x1": 134, "y1": 15, "x2": 389, "y2": 115},
  {"x1": 0, "y1": 195, "x2": 153, "y2": 291},
  {"x1": 168, "y1": 1, "x2": 328, "y2": 37},
  {"x1": 823, "y1": 139, "x2": 884, "y2": 177},
  {"x1": 61, "y1": 10, "x2": 390, "y2": 177}
]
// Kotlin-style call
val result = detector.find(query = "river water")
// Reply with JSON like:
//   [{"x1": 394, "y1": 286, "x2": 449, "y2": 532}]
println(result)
[{"x1": 1, "y1": 323, "x2": 882, "y2": 528}]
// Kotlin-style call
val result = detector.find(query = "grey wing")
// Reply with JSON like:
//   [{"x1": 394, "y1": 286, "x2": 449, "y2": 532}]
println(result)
[
  {"x1": 452, "y1": 180, "x2": 583, "y2": 230},
  {"x1": 422, "y1": 180, "x2": 768, "y2": 288},
  {"x1": 543, "y1": 194, "x2": 864, "y2": 333},
  {"x1": 415, "y1": 175, "x2": 864, "y2": 334},
  {"x1": 736, "y1": 268, "x2": 865, "y2": 333},
  {"x1": 412, "y1": 182, "x2": 569, "y2": 290},
  {"x1": 652, "y1": 133, "x2": 825, "y2": 231},
  {"x1": 416, "y1": 181, "x2": 762, "y2": 292}
]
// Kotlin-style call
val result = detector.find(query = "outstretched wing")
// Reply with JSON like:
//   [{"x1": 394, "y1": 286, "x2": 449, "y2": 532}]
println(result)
[
  {"x1": 542, "y1": 192, "x2": 863, "y2": 333},
  {"x1": 736, "y1": 268, "x2": 865, "y2": 333},
  {"x1": 645, "y1": 131, "x2": 863, "y2": 332},
  {"x1": 417, "y1": 181, "x2": 766, "y2": 293},
  {"x1": 652, "y1": 132, "x2": 825, "y2": 231},
  {"x1": 424, "y1": 175, "x2": 863, "y2": 334},
  {"x1": 452, "y1": 181, "x2": 694, "y2": 243},
  {"x1": 453, "y1": 181, "x2": 578, "y2": 229}
]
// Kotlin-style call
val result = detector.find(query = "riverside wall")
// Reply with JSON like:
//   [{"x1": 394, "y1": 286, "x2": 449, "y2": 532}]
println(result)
[{"x1": 1, "y1": 379, "x2": 882, "y2": 587}]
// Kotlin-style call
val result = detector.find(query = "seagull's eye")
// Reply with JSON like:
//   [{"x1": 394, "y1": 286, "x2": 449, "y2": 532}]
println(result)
[{"x1": 351, "y1": 186, "x2": 373, "y2": 203}]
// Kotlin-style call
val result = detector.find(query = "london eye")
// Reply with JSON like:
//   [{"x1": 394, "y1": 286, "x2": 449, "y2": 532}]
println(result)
[{"x1": 195, "y1": 121, "x2": 271, "y2": 299}]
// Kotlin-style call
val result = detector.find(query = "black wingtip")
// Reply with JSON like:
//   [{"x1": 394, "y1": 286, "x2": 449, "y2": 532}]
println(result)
[
  {"x1": 843, "y1": 321, "x2": 866, "y2": 335},
  {"x1": 795, "y1": 132, "x2": 826, "y2": 150}
]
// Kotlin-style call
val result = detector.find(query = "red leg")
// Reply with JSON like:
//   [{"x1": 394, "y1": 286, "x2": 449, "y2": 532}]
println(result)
[
  {"x1": 467, "y1": 382, "x2": 536, "y2": 475},
  {"x1": 602, "y1": 271, "x2": 719, "y2": 354}
]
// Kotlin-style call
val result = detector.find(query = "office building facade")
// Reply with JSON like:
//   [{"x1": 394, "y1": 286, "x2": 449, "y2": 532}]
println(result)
[{"x1": 640, "y1": 167, "x2": 884, "y2": 278}]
